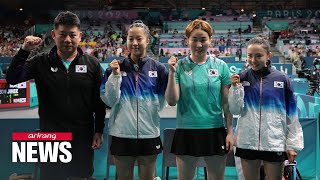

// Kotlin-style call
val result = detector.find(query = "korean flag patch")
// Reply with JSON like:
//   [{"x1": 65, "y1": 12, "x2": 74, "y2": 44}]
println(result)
[
  {"x1": 208, "y1": 69, "x2": 218, "y2": 76},
  {"x1": 75, "y1": 65, "x2": 87, "y2": 73},
  {"x1": 274, "y1": 81, "x2": 284, "y2": 88},
  {"x1": 17, "y1": 82, "x2": 26, "y2": 89},
  {"x1": 149, "y1": 71, "x2": 158, "y2": 77}
]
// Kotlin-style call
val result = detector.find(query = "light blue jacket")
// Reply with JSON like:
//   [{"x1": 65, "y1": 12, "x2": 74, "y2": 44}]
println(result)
[
  {"x1": 101, "y1": 56, "x2": 168, "y2": 138},
  {"x1": 228, "y1": 64, "x2": 304, "y2": 152}
]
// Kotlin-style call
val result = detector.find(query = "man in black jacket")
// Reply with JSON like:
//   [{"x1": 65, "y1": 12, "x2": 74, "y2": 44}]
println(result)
[{"x1": 6, "y1": 11, "x2": 106, "y2": 180}]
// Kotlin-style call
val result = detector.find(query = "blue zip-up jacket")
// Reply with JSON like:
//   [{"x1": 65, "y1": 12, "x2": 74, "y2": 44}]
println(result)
[
  {"x1": 101, "y1": 56, "x2": 168, "y2": 138},
  {"x1": 228, "y1": 62, "x2": 304, "y2": 152}
]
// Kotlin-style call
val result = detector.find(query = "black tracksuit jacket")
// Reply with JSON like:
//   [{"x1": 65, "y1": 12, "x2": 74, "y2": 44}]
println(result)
[{"x1": 6, "y1": 46, "x2": 106, "y2": 178}]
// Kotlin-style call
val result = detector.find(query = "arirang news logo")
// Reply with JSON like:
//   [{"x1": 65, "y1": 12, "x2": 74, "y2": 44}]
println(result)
[{"x1": 12, "y1": 132, "x2": 72, "y2": 163}]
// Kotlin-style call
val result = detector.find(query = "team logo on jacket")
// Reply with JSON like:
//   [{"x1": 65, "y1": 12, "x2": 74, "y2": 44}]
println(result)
[
  {"x1": 51, "y1": 67, "x2": 58, "y2": 72},
  {"x1": 184, "y1": 70, "x2": 192, "y2": 75},
  {"x1": 17, "y1": 82, "x2": 26, "y2": 89},
  {"x1": 274, "y1": 81, "x2": 284, "y2": 88},
  {"x1": 75, "y1": 65, "x2": 87, "y2": 73},
  {"x1": 208, "y1": 69, "x2": 218, "y2": 76},
  {"x1": 242, "y1": 81, "x2": 250, "y2": 86},
  {"x1": 149, "y1": 71, "x2": 158, "y2": 77}
]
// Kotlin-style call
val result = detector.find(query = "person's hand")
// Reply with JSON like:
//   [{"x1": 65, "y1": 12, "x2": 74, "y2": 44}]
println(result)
[
  {"x1": 109, "y1": 59, "x2": 121, "y2": 75},
  {"x1": 225, "y1": 133, "x2": 234, "y2": 153},
  {"x1": 21, "y1": 36, "x2": 42, "y2": 52},
  {"x1": 168, "y1": 56, "x2": 178, "y2": 72},
  {"x1": 287, "y1": 150, "x2": 297, "y2": 163},
  {"x1": 230, "y1": 74, "x2": 240, "y2": 87},
  {"x1": 91, "y1": 133, "x2": 103, "y2": 149}
]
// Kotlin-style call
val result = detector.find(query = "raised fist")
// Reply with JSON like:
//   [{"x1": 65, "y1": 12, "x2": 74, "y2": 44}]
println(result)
[
  {"x1": 22, "y1": 36, "x2": 42, "y2": 52},
  {"x1": 109, "y1": 59, "x2": 121, "y2": 75},
  {"x1": 168, "y1": 56, "x2": 178, "y2": 72},
  {"x1": 230, "y1": 74, "x2": 240, "y2": 87}
]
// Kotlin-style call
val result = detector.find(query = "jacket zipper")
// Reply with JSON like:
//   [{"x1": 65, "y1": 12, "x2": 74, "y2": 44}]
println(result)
[
  {"x1": 135, "y1": 72, "x2": 139, "y2": 139},
  {"x1": 62, "y1": 63, "x2": 70, "y2": 106},
  {"x1": 67, "y1": 69, "x2": 70, "y2": 105},
  {"x1": 258, "y1": 72, "x2": 262, "y2": 150}
]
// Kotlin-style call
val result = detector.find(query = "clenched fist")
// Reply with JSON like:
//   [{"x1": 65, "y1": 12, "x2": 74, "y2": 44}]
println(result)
[
  {"x1": 168, "y1": 56, "x2": 178, "y2": 72},
  {"x1": 230, "y1": 74, "x2": 240, "y2": 87},
  {"x1": 109, "y1": 59, "x2": 121, "y2": 75},
  {"x1": 22, "y1": 36, "x2": 42, "y2": 52}
]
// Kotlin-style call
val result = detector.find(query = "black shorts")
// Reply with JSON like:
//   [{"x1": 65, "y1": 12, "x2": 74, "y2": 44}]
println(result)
[
  {"x1": 171, "y1": 127, "x2": 228, "y2": 157},
  {"x1": 235, "y1": 148, "x2": 287, "y2": 162},
  {"x1": 110, "y1": 136, "x2": 163, "y2": 156}
]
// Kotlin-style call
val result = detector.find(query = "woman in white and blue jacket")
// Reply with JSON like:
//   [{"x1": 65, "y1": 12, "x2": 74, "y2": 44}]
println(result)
[
  {"x1": 228, "y1": 34, "x2": 304, "y2": 180},
  {"x1": 101, "y1": 21, "x2": 168, "y2": 180}
]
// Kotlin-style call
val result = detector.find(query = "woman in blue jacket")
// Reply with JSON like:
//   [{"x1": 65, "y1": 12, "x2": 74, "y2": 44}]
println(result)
[
  {"x1": 228, "y1": 34, "x2": 304, "y2": 180},
  {"x1": 101, "y1": 21, "x2": 168, "y2": 180}
]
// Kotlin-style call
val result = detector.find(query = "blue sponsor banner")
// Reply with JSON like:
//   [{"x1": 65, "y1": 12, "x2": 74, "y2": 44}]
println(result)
[
  {"x1": 272, "y1": 63, "x2": 293, "y2": 74},
  {"x1": 295, "y1": 93, "x2": 320, "y2": 117},
  {"x1": 227, "y1": 63, "x2": 293, "y2": 75}
]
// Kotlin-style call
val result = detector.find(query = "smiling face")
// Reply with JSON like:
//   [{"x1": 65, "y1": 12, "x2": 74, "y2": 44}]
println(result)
[
  {"x1": 51, "y1": 25, "x2": 82, "y2": 59},
  {"x1": 185, "y1": 20, "x2": 213, "y2": 62},
  {"x1": 187, "y1": 29, "x2": 212, "y2": 59},
  {"x1": 246, "y1": 44, "x2": 272, "y2": 71},
  {"x1": 127, "y1": 26, "x2": 149, "y2": 61}
]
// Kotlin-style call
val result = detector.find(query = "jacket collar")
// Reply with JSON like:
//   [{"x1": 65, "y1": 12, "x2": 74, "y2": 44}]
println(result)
[
  {"x1": 127, "y1": 53, "x2": 149, "y2": 67},
  {"x1": 48, "y1": 46, "x2": 84, "y2": 62}
]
